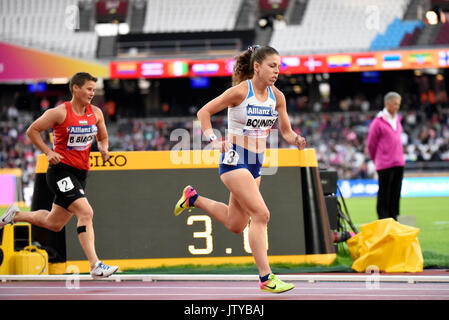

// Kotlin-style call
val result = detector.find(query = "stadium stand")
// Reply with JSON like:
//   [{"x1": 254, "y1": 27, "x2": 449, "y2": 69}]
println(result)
[
  {"x1": 434, "y1": 20, "x2": 449, "y2": 45},
  {"x1": 370, "y1": 17, "x2": 424, "y2": 50},
  {"x1": 1, "y1": 0, "x2": 449, "y2": 203},
  {"x1": 112, "y1": 0, "x2": 252, "y2": 59},
  {"x1": 2, "y1": 97, "x2": 448, "y2": 198},
  {"x1": 400, "y1": 24, "x2": 422, "y2": 46},
  {"x1": 270, "y1": 0, "x2": 411, "y2": 54},
  {"x1": 0, "y1": 0, "x2": 445, "y2": 60},
  {"x1": 0, "y1": 0, "x2": 98, "y2": 59},
  {"x1": 142, "y1": 0, "x2": 242, "y2": 33}
]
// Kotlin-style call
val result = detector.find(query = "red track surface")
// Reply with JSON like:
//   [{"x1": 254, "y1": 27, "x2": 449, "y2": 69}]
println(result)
[{"x1": 1, "y1": 277, "x2": 448, "y2": 300}]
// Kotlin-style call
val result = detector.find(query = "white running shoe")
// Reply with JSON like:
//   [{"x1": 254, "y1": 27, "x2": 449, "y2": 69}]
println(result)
[
  {"x1": 0, "y1": 203, "x2": 19, "y2": 229},
  {"x1": 90, "y1": 261, "x2": 119, "y2": 279}
]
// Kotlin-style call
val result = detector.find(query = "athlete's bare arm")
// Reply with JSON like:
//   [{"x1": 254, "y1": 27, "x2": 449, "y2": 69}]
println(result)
[
  {"x1": 273, "y1": 86, "x2": 306, "y2": 150},
  {"x1": 197, "y1": 82, "x2": 247, "y2": 151},
  {"x1": 26, "y1": 104, "x2": 66, "y2": 165},
  {"x1": 92, "y1": 105, "x2": 110, "y2": 162}
]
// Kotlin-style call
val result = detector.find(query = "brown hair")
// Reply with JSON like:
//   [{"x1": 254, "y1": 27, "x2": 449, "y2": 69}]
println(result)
[
  {"x1": 232, "y1": 45, "x2": 279, "y2": 86},
  {"x1": 69, "y1": 72, "x2": 97, "y2": 93}
]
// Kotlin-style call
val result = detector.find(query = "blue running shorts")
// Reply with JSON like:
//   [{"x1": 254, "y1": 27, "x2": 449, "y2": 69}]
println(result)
[{"x1": 219, "y1": 144, "x2": 264, "y2": 179}]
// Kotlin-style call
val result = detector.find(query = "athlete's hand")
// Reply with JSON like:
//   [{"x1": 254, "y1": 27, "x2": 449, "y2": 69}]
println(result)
[
  {"x1": 294, "y1": 135, "x2": 306, "y2": 150},
  {"x1": 99, "y1": 149, "x2": 110, "y2": 162},
  {"x1": 46, "y1": 150, "x2": 64, "y2": 165},
  {"x1": 210, "y1": 140, "x2": 233, "y2": 153}
]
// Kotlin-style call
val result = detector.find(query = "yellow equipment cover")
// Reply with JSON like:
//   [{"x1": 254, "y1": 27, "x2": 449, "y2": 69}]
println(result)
[{"x1": 347, "y1": 218, "x2": 423, "y2": 273}]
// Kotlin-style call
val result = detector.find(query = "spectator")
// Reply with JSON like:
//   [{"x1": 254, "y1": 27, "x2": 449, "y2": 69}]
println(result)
[
  {"x1": 7, "y1": 105, "x2": 19, "y2": 121},
  {"x1": 1, "y1": 89, "x2": 448, "y2": 200},
  {"x1": 367, "y1": 92, "x2": 405, "y2": 221}
]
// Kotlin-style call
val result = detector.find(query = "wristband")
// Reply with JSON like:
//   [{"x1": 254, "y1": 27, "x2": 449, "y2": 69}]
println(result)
[{"x1": 208, "y1": 134, "x2": 217, "y2": 143}]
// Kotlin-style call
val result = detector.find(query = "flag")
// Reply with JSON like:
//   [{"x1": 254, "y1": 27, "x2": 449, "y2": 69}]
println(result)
[
  {"x1": 438, "y1": 51, "x2": 449, "y2": 66},
  {"x1": 116, "y1": 62, "x2": 137, "y2": 75},
  {"x1": 168, "y1": 60, "x2": 188, "y2": 77},
  {"x1": 382, "y1": 54, "x2": 402, "y2": 69},
  {"x1": 191, "y1": 62, "x2": 219, "y2": 75},
  {"x1": 141, "y1": 62, "x2": 164, "y2": 76},
  {"x1": 327, "y1": 55, "x2": 351, "y2": 68},
  {"x1": 356, "y1": 56, "x2": 377, "y2": 67},
  {"x1": 281, "y1": 56, "x2": 300, "y2": 68},
  {"x1": 409, "y1": 53, "x2": 432, "y2": 65}
]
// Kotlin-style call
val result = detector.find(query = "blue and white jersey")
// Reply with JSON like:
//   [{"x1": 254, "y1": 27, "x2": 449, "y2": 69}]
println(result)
[{"x1": 228, "y1": 80, "x2": 278, "y2": 138}]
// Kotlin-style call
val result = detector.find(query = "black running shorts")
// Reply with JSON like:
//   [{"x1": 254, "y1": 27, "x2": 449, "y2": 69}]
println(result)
[{"x1": 46, "y1": 162, "x2": 88, "y2": 210}]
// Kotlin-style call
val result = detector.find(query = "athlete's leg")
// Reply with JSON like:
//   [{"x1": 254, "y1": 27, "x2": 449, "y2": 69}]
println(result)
[
  {"x1": 192, "y1": 195, "x2": 229, "y2": 227},
  {"x1": 67, "y1": 197, "x2": 99, "y2": 269},
  {"x1": 220, "y1": 169, "x2": 271, "y2": 277},
  {"x1": 13, "y1": 203, "x2": 72, "y2": 232},
  {"x1": 193, "y1": 176, "x2": 250, "y2": 234},
  {"x1": 225, "y1": 192, "x2": 251, "y2": 234}
]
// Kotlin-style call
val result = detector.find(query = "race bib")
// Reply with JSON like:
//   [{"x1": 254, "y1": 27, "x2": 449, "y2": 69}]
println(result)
[
  {"x1": 223, "y1": 149, "x2": 239, "y2": 166},
  {"x1": 243, "y1": 105, "x2": 278, "y2": 137},
  {"x1": 67, "y1": 125, "x2": 98, "y2": 151},
  {"x1": 57, "y1": 177, "x2": 75, "y2": 193}
]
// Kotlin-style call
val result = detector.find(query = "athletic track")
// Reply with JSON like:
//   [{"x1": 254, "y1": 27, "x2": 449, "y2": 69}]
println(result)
[{"x1": 1, "y1": 270, "x2": 448, "y2": 301}]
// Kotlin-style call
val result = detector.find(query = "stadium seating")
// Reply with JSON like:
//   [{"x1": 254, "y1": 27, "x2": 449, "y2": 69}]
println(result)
[
  {"x1": 142, "y1": 0, "x2": 243, "y2": 33},
  {"x1": 434, "y1": 21, "x2": 449, "y2": 45},
  {"x1": 1, "y1": 0, "x2": 449, "y2": 186},
  {"x1": 400, "y1": 25, "x2": 421, "y2": 47},
  {"x1": 0, "y1": 0, "x2": 98, "y2": 59},
  {"x1": 0, "y1": 0, "x2": 436, "y2": 58},
  {"x1": 370, "y1": 17, "x2": 423, "y2": 50},
  {"x1": 270, "y1": 0, "x2": 411, "y2": 54}
]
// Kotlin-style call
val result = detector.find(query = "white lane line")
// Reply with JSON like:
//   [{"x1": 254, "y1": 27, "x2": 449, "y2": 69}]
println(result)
[
  {"x1": 0, "y1": 293, "x2": 448, "y2": 299},
  {"x1": 1, "y1": 285, "x2": 449, "y2": 291},
  {"x1": 2, "y1": 274, "x2": 449, "y2": 283}
]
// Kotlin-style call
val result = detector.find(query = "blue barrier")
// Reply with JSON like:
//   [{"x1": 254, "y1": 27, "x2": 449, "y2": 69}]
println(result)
[{"x1": 337, "y1": 176, "x2": 449, "y2": 198}]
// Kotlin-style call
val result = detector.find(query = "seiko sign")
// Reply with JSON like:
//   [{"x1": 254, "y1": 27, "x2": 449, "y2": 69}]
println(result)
[{"x1": 89, "y1": 154, "x2": 128, "y2": 168}]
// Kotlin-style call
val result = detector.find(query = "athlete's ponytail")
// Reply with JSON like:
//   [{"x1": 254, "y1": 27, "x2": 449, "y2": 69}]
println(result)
[{"x1": 232, "y1": 45, "x2": 279, "y2": 86}]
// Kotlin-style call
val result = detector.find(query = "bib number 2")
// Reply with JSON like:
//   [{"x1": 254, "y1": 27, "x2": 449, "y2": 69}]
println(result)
[{"x1": 57, "y1": 177, "x2": 75, "y2": 193}]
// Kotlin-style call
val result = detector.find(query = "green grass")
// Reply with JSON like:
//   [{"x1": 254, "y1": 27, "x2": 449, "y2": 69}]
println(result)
[
  {"x1": 126, "y1": 196, "x2": 449, "y2": 273},
  {"x1": 3, "y1": 197, "x2": 448, "y2": 272},
  {"x1": 341, "y1": 196, "x2": 449, "y2": 268},
  {"x1": 123, "y1": 262, "x2": 354, "y2": 275}
]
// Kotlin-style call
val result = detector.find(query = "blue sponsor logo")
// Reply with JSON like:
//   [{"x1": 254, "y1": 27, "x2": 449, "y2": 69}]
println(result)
[
  {"x1": 69, "y1": 125, "x2": 98, "y2": 134},
  {"x1": 247, "y1": 105, "x2": 277, "y2": 117}
]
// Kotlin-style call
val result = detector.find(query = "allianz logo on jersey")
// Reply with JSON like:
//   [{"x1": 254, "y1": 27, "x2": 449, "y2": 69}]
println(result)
[
  {"x1": 246, "y1": 105, "x2": 278, "y2": 117},
  {"x1": 69, "y1": 125, "x2": 98, "y2": 134}
]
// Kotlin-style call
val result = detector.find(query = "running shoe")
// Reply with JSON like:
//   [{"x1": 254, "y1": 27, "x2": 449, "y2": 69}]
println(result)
[
  {"x1": 174, "y1": 185, "x2": 198, "y2": 216},
  {"x1": 0, "y1": 203, "x2": 19, "y2": 229},
  {"x1": 259, "y1": 273, "x2": 295, "y2": 293},
  {"x1": 90, "y1": 261, "x2": 119, "y2": 279}
]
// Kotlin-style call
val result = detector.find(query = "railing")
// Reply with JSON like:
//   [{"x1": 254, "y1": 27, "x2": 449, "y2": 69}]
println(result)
[{"x1": 117, "y1": 38, "x2": 242, "y2": 57}]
